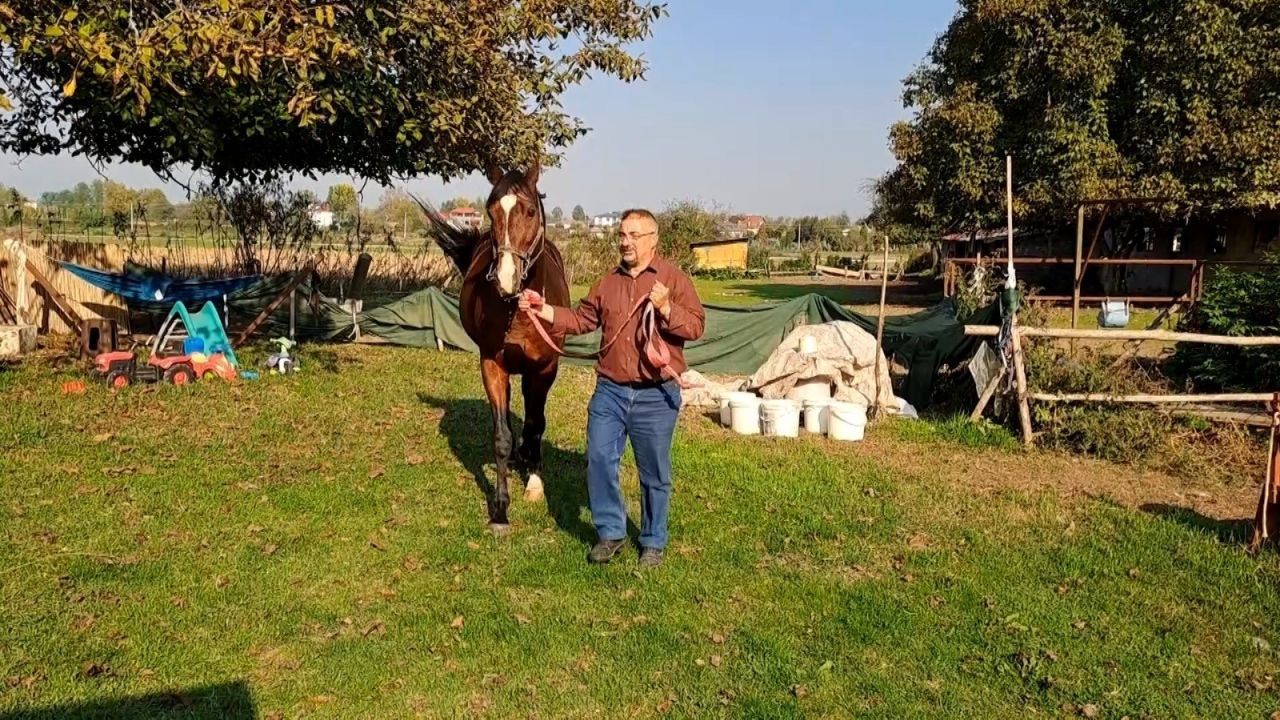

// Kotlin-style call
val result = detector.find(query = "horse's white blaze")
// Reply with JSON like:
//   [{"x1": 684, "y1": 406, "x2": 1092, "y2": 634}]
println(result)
[
  {"x1": 495, "y1": 193, "x2": 520, "y2": 295},
  {"x1": 524, "y1": 473, "x2": 544, "y2": 502}
]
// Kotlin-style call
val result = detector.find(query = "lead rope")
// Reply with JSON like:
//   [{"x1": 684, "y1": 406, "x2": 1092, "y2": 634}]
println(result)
[{"x1": 522, "y1": 295, "x2": 698, "y2": 389}]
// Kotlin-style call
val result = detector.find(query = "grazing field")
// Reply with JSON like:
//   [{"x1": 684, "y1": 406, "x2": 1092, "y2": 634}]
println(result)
[{"x1": 1, "y1": 338, "x2": 1276, "y2": 719}]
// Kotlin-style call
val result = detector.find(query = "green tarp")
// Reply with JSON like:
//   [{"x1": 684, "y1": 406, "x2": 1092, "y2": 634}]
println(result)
[
  {"x1": 355, "y1": 288, "x2": 996, "y2": 408},
  {"x1": 129, "y1": 280, "x2": 994, "y2": 408}
]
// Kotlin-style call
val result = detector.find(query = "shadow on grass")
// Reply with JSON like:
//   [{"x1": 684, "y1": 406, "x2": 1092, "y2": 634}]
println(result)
[
  {"x1": 303, "y1": 347, "x2": 341, "y2": 373},
  {"x1": 0, "y1": 680, "x2": 255, "y2": 719},
  {"x1": 1141, "y1": 503, "x2": 1255, "y2": 546},
  {"x1": 417, "y1": 393, "x2": 629, "y2": 546}
]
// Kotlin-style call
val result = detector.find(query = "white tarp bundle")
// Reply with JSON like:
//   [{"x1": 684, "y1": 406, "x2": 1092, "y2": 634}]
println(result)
[{"x1": 745, "y1": 321, "x2": 897, "y2": 408}]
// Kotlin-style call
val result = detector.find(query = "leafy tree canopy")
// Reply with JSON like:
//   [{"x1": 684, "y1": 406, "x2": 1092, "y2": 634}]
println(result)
[
  {"x1": 0, "y1": 1, "x2": 665, "y2": 185},
  {"x1": 872, "y1": 0, "x2": 1280, "y2": 235}
]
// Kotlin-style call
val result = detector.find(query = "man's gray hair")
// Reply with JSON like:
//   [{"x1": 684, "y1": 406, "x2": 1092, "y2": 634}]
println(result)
[{"x1": 620, "y1": 208, "x2": 658, "y2": 225}]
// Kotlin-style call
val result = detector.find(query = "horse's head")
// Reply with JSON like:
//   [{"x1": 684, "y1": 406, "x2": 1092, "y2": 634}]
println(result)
[{"x1": 485, "y1": 162, "x2": 545, "y2": 298}]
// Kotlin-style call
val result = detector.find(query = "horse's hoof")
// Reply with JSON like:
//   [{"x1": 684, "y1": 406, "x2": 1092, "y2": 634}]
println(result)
[
  {"x1": 524, "y1": 474, "x2": 545, "y2": 503},
  {"x1": 488, "y1": 522, "x2": 512, "y2": 535}
]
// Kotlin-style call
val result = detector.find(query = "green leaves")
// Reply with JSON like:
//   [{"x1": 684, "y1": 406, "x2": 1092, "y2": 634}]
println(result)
[
  {"x1": 874, "y1": 0, "x2": 1280, "y2": 234},
  {"x1": 1, "y1": 0, "x2": 666, "y2": 185}
]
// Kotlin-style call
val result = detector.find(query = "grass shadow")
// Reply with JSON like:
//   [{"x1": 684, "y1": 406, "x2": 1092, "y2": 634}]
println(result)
[
  {"x1": 302, "y1": 347, "x2": 341, "y2": 373},
  {"x1": 0, "y1": 680, "x2": 255, "y2": 719},
  {"x1": 418, "y1": 392, "x2": 618, "y2": 546},
  {"x1": 1140, "y1": 503, "x2": 1255, "y2": 546}
]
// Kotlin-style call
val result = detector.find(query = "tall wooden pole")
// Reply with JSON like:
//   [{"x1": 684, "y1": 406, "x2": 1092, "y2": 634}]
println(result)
[
  {"x1": 873, "y1": 233, "x2": 890, "y2": 416},
  {"x1": 1072, "y1": 204, "x2": 1085, "y2": 329},
  {"x1": 1005, "y1": 155, "x2": 1015, "y2": 286},
  {"x1": 1005, "y1": 155, "x2": 1033, "y2": 444}
]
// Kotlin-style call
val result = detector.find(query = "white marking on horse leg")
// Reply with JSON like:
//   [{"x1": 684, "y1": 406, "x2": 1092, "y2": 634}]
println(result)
[
  {"x1": 524, "y1": 473, "x2": 544, "y2": 502},
  {"x1": 497, "y1": 193, "x2": 519, "y2": 295}
]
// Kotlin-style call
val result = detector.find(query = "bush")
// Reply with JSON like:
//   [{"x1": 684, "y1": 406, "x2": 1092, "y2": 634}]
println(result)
[
  {"x1": 655, "y1": 201, "x2": 711, "y2": 271},
  {"x1": 774, "y1": 256, "x2": 812, "y2": 272},
  {"x1": 747, "y1": 244, "x2": 770, "y2": 270},
  {"x1": 902, "y1": 247, "x2": 935, "y2": 275},
  {"x1": 1168, "y1": 261, "x2": 1280, "y2": 391},
  {"x1": 693, "y1": 267, "x2": 747, "y2": 281},
  {"x1": 824, "y1": 254, "x2": 865, "y2": 271},
  {"x1": 560, "y1": 232, "x2": 617, "y2": 287},
  {"x1": 1021, "y1": 337, "x2": 1260, "y2": 482}
]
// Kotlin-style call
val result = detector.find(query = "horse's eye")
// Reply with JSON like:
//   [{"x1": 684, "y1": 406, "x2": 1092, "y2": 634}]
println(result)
[{"x1": 526, "y1": 207, "x2": 536, "y2": 218}]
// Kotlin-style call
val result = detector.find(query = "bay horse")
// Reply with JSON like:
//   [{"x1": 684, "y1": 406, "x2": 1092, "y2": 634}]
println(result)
[{"x1": 421, "y1": 162, "x2": 570, "y2": 531}]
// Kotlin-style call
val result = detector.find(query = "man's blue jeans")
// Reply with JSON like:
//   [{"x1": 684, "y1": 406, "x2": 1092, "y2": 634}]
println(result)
[{"x1": 586, "y1": 377, "x2": 682, "y2": 549}]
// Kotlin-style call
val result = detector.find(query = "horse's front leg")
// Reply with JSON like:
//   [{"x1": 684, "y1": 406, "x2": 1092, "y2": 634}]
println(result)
[
  {"x1": 480, "y1": 357, "x2": 513, "y2": 530},
  {"x1": 518, "y1": 363, "x2": 558, "y2": 502}
]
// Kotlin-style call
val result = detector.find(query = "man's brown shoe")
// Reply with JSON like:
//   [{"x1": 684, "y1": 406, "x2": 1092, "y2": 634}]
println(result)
[{"x1": 588, "y1": 538, "x2": 626, "y2": 564}]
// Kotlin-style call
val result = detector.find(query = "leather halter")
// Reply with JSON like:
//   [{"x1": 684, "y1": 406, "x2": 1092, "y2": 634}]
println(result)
[{"x1": 486, "y1": 192, "x2": 546, "y2": 289}]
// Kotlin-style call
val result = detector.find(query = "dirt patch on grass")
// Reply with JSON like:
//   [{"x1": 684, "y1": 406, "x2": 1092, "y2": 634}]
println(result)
[{"x1": 855, "y1": 432, "x2": 1259, "y2": 526}]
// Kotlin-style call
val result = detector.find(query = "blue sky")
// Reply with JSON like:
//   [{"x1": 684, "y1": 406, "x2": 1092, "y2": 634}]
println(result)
[{"x1": 0, "y1": 0, "x2": 958, "y2": 218}]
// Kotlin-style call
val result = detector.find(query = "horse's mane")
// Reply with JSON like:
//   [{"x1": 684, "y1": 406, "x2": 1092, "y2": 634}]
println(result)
[
  {"x1": 411, "y1": 172, "x2": 542, "y2": 277},
  {"x1": 409, "y1": 193, "x2": 485, "y2": 276}
]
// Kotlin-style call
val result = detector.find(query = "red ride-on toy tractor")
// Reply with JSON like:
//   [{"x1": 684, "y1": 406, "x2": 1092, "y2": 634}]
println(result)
[
  {"x1": 91, "y1": 299, "x2": 239, "y2": 389},
  {"x1": 93, "y1": 349, "x2": 235, "y2": 388}
]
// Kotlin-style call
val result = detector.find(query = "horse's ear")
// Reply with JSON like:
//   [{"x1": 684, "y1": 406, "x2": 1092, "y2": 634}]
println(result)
[
  {"x1": 522, "y1": 158, "x2": 540, "y2": 187},
  {"x1": 486, "y1": 165, "x2": 505, "y2": 186}
]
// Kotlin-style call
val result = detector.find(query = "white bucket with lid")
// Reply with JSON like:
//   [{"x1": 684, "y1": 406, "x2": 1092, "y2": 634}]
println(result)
[
  {"x1": 760, "y1": 399, "x2": 801, "y2": 438},
  {"x1": 785, "y1": 377, "x2": 832, "y2": 405},
  {"x1": 828, "y1": 401, "x2": 868, "y2": 442},
  {"x1": 802, "y1": 398, "x2": 832, "y2": 434},
  {"x1": 720, "y1": 391, "x2": 757, "y2": 426},
  {"x1": 728, "y1": 394, "x2": 762, "y2": 435}
]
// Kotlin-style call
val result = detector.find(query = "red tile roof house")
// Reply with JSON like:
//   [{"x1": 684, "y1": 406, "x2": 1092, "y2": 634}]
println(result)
[
  {"x1": 726, "y1": 214, "x2": 766, "y2": 238},
  {"x1": 443, "y1": 206, "x2": 483, "y2": 231}
]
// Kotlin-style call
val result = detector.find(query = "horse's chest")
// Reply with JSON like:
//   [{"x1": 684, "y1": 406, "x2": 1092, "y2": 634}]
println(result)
[{"x1": 504, "y1": 314, "x2": 552, "y2": 355}]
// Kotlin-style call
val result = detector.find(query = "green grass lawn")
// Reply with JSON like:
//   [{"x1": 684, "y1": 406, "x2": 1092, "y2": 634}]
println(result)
[{"x1": 2, "y1": 345, "x2": 1278, "y2": 719}]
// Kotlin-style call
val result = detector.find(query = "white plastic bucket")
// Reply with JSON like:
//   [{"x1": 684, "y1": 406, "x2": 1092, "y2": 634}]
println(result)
[
  {"x1": 760, "y1": 399, "x2": 801, "y2": 438},
  {"x1": 720, "y1": 391, "x2": 757, "y2": 426},
  {"x1": 828, "y1": 401, "x2": 868, "y2": 442},
  {"x1": 1098, "y1": 299, "x2": 1130, "y2": 328},
  {"x1": 802, "y1": 398, "x2": 832, "y2": 434},
  {"x1": 785, "y1": 377, "x2": 832, "y2": 405},
  {"x1": 729, "y1": 395, "x2": 762, "y2": 435}
]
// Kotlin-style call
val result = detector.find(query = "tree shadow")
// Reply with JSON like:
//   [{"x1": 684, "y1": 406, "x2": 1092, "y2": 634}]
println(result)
[
  {"x1": 1140, "y1": 503, "x2": 1255, "y2": 546},
  {"x1": 0, "y1": 680, "x2": 255, "y2": 719},
  {"x1": 417, "y1": 392, "x2": 630, "y2": 546},
  {"x1": 302, "y1": 347, "x2": 341, "y2": 373}
]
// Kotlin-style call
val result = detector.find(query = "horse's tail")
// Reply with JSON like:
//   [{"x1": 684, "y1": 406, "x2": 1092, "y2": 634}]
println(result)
[{"x1": 407, "y1": 192, "x2": 482, "y2": 276}]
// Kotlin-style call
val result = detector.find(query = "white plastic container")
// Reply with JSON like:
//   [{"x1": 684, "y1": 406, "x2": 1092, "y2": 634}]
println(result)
[
  {"x1": 799, "y1": 334, "x2": 818, "y2": 355},
  {"x1": 786, "y1": 377, "x2": 832, "y2": 405},
  {"x1": 720, "y1": 391, "x2": 757, "y2": 426},
  {"x1": 802, "y1": 398, "x2": 832, "y2": 434},
  {"x1": 827, "y1": 401, "x2": 868, "y2": 442},
  {"x1": 728, "y1": 394, "x2": 762, "y2": 435},
  {"x1": 760, "y1": 399, "x2": 801, "y2": 438}
]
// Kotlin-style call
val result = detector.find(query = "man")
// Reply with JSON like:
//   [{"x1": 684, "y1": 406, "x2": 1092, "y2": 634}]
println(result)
[{"x1": 519, "y1": 208, "x2": 705, "y2": 566}]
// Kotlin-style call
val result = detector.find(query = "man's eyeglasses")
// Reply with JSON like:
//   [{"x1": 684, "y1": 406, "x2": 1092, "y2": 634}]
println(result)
[{"x1": 619, "y1": 231, "x2": 657, "y2": 242}]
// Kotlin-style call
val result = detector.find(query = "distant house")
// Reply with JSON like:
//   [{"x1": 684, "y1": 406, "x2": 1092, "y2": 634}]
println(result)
[
  {"x1": 726, "y1": 214, "x2": 766, "y2": 238},
  {"x1": 444, "y1": 206, "x2": 483, "y2": 231},
  {"x1": 591, "y1": 212, "x2": 622, "y2": 230},
  {"x1": 309, "y1": 203, "x2": 334, "y2": 230},
  {"x1": 691, "y1": 238, "x2": 750, "y2": 270}
]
